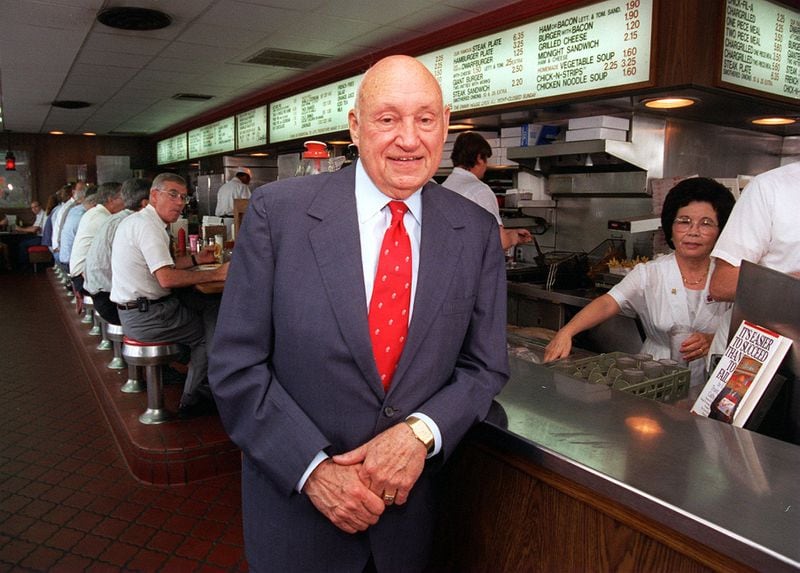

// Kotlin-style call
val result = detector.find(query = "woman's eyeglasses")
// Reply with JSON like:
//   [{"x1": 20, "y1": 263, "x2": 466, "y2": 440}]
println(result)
[{"x1": 673, "y1": 216, "x2": 718, "y2": 234}]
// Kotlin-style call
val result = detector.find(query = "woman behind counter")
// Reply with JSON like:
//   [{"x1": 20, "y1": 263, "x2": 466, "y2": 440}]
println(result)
[{"x1": 544, "y1": 178, "x2": 736, "y2": 386}]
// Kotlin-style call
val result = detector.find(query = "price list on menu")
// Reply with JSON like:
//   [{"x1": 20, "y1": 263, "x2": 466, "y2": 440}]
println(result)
[
  {"x1": 418, "y1": 0, "x2": 652, "y2": 112},
  {"x1": 188, "y1": 117, "x2": 235, "y2": 158},
  {"x1": 236, "y1": 106, "x2": 267, "y2": 149},
  {"x1": 157, "y1": 133, "x2": 187, "y2": 165},
  {"x1": 721, "y1": 0, "x2": 800, "y2": 99},
  {"x1": 270, "y1": 76, "x2": 361, "y2": 143}
]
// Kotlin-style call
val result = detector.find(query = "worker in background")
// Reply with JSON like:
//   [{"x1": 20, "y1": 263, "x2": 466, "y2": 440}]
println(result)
[
  {"x1": 442, "y1": 131, "x2": 532, "y2": 250},
  {"x1": 215, "y1": 171, "x2": 251, "y2": 217}
]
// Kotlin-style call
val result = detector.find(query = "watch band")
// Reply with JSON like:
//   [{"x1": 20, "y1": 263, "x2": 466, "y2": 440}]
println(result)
[{"x1": 405, "y1": 416, "x2": 434, "y2": 453}]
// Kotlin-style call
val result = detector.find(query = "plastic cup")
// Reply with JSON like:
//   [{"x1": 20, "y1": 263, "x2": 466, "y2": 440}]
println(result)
[
  {"x1": 615, "y1": 356, "x2": 637, "y2": 370},
  {"x1": 658, "y1": 358, "x2": 680, "y2": 373},
  {"x1": 642, "y1": 360, "x2": 664, "y2": 379},
  {"x1": 669, "y1": 325, "x2": 692, "y2": 365},
  {"x1": 622, "y1": 368, "x2": 646, "y2": 384}
]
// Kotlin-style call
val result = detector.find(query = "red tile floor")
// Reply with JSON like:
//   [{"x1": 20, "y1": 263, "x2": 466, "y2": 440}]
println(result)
[{"x1": 0, "y1": 269, "x2": 248, "y2": 571}]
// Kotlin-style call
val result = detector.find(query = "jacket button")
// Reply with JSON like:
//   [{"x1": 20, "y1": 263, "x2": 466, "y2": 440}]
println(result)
[{"x1": 383, "y1": 407, "x2": 396, "y2": 417}]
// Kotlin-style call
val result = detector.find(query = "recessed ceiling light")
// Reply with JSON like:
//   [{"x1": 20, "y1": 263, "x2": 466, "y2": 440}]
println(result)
[
  {"x1": 751, "y1": 117, "x2": 796, "y2": 126},
  {"x1": 448, "y1": 123, "x2": 475, "y2": 131},
  {"x1": 82, "y1": 132, "x2": 96, "y2": 137},
  {"x1": 326, "y1": 140, "x2": 351, "y2": 146},
  {"x1": 642, "y1": 97, "x2": 697, "y2": 109},
  {"x1": 97, "y1": 7, "x2": 172, "y2": 31},
  {"x1": 250, "y1": 152, "x2": 269, "y2": 157},
  {"x1": 49, "y1": 130, "x2": 64, "y2": 135}
]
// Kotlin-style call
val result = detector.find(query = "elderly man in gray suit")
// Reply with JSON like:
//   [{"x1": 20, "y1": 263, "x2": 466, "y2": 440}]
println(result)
[{"x1": 209, "y1": 55, "x2": 509, "y2": 573}]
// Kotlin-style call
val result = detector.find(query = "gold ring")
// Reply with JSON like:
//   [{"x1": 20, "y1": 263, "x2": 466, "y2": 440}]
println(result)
[{"x1": 383, "y1": 492, "x2": 395, "y2": 505}]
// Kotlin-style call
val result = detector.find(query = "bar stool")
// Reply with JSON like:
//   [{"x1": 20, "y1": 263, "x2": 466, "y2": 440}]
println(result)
[
  {"x1": 122, "y1": 337, "x2": 182, "y2": 425},
  {"x1": 88, "y1": 300, "x2": 102, "y2": 337},
  {"x1": 104, "y1": 323, "x2": 128, "y2": 371},
  {"x1": 27, "y1": 245, "x2": 52, "y2": 273},
  {"x1": 81, "y1": 295, "x2": 95, "y2": 325},
  {"x1": 95, "y1": 316, "x2": 112, "y2": 351}
]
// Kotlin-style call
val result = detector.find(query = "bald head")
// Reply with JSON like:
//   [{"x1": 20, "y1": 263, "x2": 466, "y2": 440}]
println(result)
[{"x1": 349, "y1": 55, "x2": 449, "y2": 200}]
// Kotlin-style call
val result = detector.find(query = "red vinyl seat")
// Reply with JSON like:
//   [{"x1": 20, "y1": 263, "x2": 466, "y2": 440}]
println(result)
[{"x1": 27, "y1": 245, "x2": 52, "y2": 272}]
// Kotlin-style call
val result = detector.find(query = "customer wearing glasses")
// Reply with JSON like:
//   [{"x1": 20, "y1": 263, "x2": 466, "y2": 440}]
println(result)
[
  {"x1": 544, "y1": 178, "x2": 736, "y2": 386},
  {"x1": 111, "y1": 173, "x2": 228, "y2": 418}
]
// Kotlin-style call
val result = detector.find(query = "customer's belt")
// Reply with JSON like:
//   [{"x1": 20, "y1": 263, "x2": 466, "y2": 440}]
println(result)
[{"x1": 116, "y1": 296, "x2": 172, "y2": 310}]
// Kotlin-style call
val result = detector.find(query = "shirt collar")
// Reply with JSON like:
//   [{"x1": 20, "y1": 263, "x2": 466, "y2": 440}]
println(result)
[{"x1": 355, "y1": 159, "x2": 422, "y2": 225}]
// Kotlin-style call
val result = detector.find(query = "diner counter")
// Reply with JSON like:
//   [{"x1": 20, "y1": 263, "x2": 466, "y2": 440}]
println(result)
[{"x1": 439, "y1": 352, "x2": 799, "y2": 571}]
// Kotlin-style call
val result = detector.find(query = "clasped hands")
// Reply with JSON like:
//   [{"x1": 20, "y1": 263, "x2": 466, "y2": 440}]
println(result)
[{"x1": 303, "y1": 422, "x2": 427, "y2": 534}]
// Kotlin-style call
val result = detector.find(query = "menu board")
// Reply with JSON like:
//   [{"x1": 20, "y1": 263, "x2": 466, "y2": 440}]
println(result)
[
  {"x1": 188, "y1": 117, "x2": 235, "y2": 158},
  {"x1": 236, "y1": 106, "x2": 268, "y2": 149},
  {"x1": 157, "y1": 133, "x2": 187, "y2": 165},
  {"x1": 721, "y1": 0, "x2": 800, "y2": 99},
  {"x1": 267, "y1": 0, "x2": 651, "y2": 143},
  {"x1": 418, "y1": 0, "x2": 653, "y2": 112},
  {"x1": 270, "y1": 76, "x2": 361, "y2": 143}
]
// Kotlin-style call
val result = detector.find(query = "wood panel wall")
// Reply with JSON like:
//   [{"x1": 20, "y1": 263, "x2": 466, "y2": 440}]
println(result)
[
  {"x1": 429, "y1": 440, "x2": 756, "y2": 573},
  {"x1": 4, "y1": 133, "x2": 155, "y2": 223}
]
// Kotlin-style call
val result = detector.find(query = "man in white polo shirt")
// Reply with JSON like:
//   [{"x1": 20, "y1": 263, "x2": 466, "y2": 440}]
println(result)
[{"x1": 111, "y1": 173, "x2": 228, "y2": 418}]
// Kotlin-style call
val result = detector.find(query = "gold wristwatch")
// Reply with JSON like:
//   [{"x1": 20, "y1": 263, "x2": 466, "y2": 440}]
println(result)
[{"x1": 405, "y1": 416, "x2": 434, "y2": 453}]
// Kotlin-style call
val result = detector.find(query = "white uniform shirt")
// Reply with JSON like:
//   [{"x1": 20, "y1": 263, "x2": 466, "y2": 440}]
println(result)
[
  {"x1": 69, "y1": 204, "x2": 112, "y2": 278},
  {"x1": 215, "y1": 178, "x2": 251, "y2": 216},
  {"x1": 441, "y1": 166, "x2": 502, "y2": 225},
  {"x1": 711, "y1": 161, "x2": 800, "y2": 274},
  {"x1": 607, "y1": 253, "x2": 731, "y2": 385},
  {"x1": 84, "y1": 209, "x2": 132, "y2": 294},
  {"x1": 709, "y1": 161, "x2": 800, "y2": 361},
  {"x1": 110, "y1": 204, "x2": 173, "y2": 303}
]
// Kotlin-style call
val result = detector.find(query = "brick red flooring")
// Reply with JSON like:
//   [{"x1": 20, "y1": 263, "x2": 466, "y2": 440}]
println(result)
[{"x1": 0, "y1": 270, "x2": 247, "y2": 571}]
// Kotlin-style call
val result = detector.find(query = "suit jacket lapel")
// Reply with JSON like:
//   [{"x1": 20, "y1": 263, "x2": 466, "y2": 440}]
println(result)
[
  {"x1": 307, "y1": 170, "x2": 383, "y2": 397},
  {"x1": 392, "y1": 183, "x2": 465, "y2": 386}
]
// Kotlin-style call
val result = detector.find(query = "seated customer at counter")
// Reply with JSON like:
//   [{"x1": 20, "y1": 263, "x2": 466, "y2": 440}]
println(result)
[
  {"x1": 111, "y1": 173, "x2": 228, "y2": 418},
  {"x1": 544, "y1": 178, "x2": 736, "y2": 386}
]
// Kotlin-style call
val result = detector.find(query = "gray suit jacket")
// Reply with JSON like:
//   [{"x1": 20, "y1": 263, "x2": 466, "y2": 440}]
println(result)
[{"x1": 209, "y1": 164, "x2": 509, "y2": 572}]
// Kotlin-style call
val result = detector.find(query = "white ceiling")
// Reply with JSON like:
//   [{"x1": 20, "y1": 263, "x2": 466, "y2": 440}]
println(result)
[{"x1": 0, "y1": 0, "x2": 522, "y2": 137}]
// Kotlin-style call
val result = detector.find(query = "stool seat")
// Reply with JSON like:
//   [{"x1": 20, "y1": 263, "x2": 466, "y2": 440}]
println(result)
[
  {"x1": 27, "y1": 245, "x2": 53, "y2": 272},
  {"x1": 103, "y1": 322, "x2": 126, "y2": 370},
  {"x1": 106, "y1": 323, "x2": 124, "y2": 340}
]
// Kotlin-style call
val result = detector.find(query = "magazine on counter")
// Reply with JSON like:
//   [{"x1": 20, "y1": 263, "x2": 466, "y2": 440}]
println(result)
[{"x1": 691, "y1": 320, "x2": 792, "y2": 427}]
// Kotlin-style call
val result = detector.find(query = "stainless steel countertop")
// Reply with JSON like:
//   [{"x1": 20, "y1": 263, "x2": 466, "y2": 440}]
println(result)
[{"x1": 482, "y1": 356, "x2": 800, "y2": 572}]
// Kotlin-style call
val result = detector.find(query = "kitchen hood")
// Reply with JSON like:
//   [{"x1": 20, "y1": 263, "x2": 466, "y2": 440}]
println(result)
[
  {"x1": 507, "y1": 139, "x2": 646, "y2": 172},
  {"x1": 506, "y1": 115, "x2": 666, "y2": 178}
]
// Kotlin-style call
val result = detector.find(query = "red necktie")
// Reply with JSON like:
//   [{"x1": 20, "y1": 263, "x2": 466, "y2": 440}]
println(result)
[{"x1": 369, "y1": 201, "x2": 412, "y2": 391}]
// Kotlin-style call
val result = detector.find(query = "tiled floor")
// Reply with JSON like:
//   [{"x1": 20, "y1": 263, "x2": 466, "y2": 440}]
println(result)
[{"x1": 0, "y1": 270, "x2": 247, "y2": 571}]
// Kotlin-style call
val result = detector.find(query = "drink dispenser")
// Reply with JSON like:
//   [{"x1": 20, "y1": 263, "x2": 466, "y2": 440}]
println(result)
[{"x1": 296, "y1": 141, "x2": 331, "y2": 176}]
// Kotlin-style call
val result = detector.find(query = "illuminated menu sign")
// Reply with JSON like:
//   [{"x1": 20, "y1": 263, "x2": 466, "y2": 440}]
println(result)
[
  {"x1": 236, "y1": 106, "x2": 268, "y2": 149},
  {"x1": 188, "y1": 117, "x2": 235, "y2": 158},
  {"x1": 157, "y1": 133, "x2": 187, "y2": 165},
  {"x1": 267, "y1": 0, "x2": 651, "y2": 143},
  {"x1": 270, "y1": 77, "x2": 361, "y2": 143},
  {"x1": 721, "y1": 0, "x2": 800, "y2": 99},
  {"x1": 418, "y1": 0, "x2": 653, "y2": 112}
]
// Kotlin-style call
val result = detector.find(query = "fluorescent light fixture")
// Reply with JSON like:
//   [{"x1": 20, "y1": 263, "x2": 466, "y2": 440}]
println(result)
[
  {"x1": 49, "y1": 130, "x2": 65, "y2": 135},
  {"x1": 448, "y1": 123, "x2": 475, "y2": 131}
]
